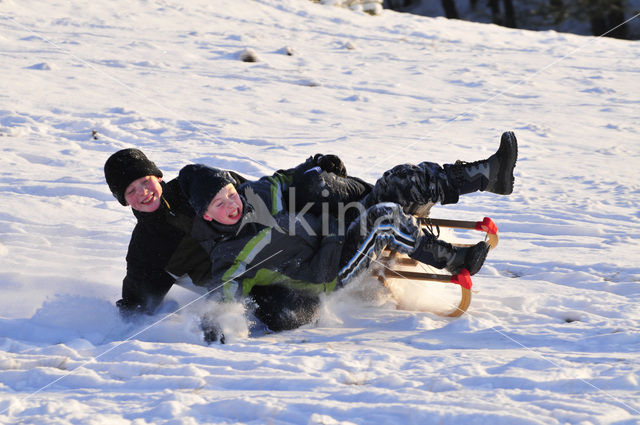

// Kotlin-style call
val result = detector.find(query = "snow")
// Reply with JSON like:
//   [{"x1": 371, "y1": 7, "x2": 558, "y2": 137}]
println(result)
[{"x1": 1, "y1": 0, "x2": 639, "y2": 424}]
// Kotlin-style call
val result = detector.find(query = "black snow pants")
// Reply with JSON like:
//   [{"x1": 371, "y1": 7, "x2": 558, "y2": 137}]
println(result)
[
  {"x1": 293, "y1": 161, "x2": 461, "y2": 219},
  {"x1": 362, "y1": 161, "x2": 461, "y2": 211},
  {"x1": 337, "y1": 203, "x2": 424, "y2": 285},
  {"x1": 249, "y1": 284, "x2": 321, "y2": 332}
]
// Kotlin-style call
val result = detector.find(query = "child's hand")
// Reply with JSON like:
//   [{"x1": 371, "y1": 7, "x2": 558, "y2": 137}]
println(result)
[{"x1": 314, "y1": 154, "x2": 347, "y2": 177}]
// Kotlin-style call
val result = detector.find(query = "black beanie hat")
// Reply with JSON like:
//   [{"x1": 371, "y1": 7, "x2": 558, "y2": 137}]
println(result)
[
  {"x1": 178, "y1": 164, "x2": 236, "y2": 217},
  {"x1": 104, "y1": 148, "x2": 163, "y2": 206}
]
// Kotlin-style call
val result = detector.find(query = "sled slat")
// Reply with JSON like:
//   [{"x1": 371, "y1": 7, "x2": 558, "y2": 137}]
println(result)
[
  {"x1": 418, "y1": 216, "x2": 499, "y2": 249},
  {"x1": 383, "y1": 269, "x2": 451, "y2": 282}
]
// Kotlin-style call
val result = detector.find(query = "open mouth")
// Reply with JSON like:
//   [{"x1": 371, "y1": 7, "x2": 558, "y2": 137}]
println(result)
[{"x1": 141, "y1": 194, "x2": 156, "y2": 205}]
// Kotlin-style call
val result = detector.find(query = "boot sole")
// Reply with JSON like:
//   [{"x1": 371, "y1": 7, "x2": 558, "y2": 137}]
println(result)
[{"x1": 495, "y1": 131, "x2": 518, "y2": 195}]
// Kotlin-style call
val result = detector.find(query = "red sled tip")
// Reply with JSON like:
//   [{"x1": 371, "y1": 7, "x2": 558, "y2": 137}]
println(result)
[
  {"x1": 450, "y1": 269, "x2": 472, "y2": 290},
  {"x1": 475, "y1": 217, "x2": 498, "y2": 235}
]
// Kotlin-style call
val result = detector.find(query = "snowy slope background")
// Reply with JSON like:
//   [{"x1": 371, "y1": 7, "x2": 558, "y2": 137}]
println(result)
[{"x1": 1, "y1": 0, "x2": 640, "y2": 424}]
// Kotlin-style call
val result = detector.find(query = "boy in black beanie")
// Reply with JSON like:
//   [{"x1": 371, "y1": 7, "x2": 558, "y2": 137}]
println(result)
[
  {"x1": 176, "y1": 132, "x2": 517, "y2": 335},
  {"x1": 176, "y1": 146, "x2": 510, "y2": 330},
  {"x1": 104, "y1": 148, "x2": 163, "y2": 209},
  {"x1": 104, "y1": 148, "x2": 219, "y2": 317}
]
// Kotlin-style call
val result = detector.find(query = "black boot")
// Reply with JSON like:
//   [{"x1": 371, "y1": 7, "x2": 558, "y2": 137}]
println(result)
[
  {"x1": 445, "y1": 131, "x2": 518, "y2": 196},
  {"x1": 409, "y1": 231, "x2": 489, "y2": 276},
  {"x1": 442, "y1": 241, "x2": 490, "y2": 276}
]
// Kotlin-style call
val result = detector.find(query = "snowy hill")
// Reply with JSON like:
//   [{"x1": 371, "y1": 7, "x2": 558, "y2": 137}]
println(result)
[{"x1": 1, "y1": 0, "x2": 639, "y2": 424}]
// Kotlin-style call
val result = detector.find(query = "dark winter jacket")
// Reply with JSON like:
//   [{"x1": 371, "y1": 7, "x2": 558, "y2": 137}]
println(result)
[
  {"x1": 116, "y1": 175, "x2": 245, "y2": 317},
  {"x1": 186, "y1": 168, "x2": 348, "y2": 301}
]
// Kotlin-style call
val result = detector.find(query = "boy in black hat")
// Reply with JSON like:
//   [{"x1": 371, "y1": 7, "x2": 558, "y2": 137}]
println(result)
[{"x1": 177, "y1": 132, "x2": 516, "y2": 336}]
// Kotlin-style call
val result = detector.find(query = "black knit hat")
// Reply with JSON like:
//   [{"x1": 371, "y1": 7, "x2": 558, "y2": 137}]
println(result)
[
  {"x1": 178, "y1": 164, "x2": 236, "y2": 217},
  {"x1": 104, "y1": 148, "x2": 163, "y2": 206}
]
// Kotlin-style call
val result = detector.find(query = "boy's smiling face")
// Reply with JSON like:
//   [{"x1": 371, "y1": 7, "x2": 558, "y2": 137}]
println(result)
[
  {"x1": 124, "y1": 175, "x2": 163, "y2": 213},
  {"x1": 203, "y1": 183, "x2": 243, "y2": 225}
]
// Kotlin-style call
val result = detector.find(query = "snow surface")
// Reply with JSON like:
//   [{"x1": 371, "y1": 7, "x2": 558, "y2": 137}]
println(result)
[{"x1": 1, "y1": 0, "x2": 639, "y2": 424}]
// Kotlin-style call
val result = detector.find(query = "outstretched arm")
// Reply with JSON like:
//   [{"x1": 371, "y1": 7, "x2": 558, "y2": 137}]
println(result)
[
  {"x1": 117, "y1": 271, "x2": 174, "y2": 318},
  {"x1": 116, "y1": 224, "x2": 179, "y2": 318},
  {"x1": 275, "y1": 153, "x2": 348, "y2": 182}
]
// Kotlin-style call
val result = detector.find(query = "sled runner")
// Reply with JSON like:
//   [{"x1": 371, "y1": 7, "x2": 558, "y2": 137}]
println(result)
[{"x1": 374, "y1": 217, "x2": 499, "y2": 317}]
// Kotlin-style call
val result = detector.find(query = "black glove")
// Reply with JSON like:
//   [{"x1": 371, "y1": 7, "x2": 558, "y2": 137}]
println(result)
[
  {"x1": 313, "y1": 154, "x2": 347, "y2": 177},
  {"x1": 116, "y1": 298, "x2": 146, "y2": 321}
]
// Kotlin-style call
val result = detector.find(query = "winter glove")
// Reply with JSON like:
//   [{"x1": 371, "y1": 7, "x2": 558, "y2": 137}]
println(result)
[
  {"x1": 200, "y1": 316, "x2": 225, "y2": 344},
  {"x1": 116, "y1": 298, "x2": 147, "y2": 320},
  {"x1": 313, "y1": 154, "x2": 347, "y2": 177}
]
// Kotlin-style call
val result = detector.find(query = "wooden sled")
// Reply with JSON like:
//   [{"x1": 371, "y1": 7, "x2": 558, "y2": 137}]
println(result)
[{"x1": 375, "y1": 217, "x2": 499, "y2": 317}]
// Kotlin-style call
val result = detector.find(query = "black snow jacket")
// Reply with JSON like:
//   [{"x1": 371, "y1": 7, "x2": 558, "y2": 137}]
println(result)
[
  {"x1": 116, "y1": 176, "x2": 245, "y2": 317},
  {"x1": 187, "y1": 168, "x2": 349, "y2": 301}
]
